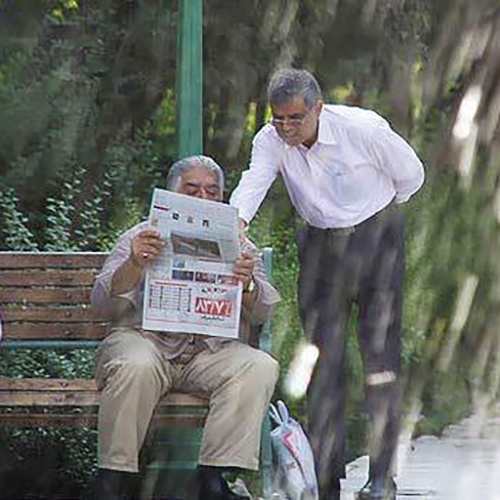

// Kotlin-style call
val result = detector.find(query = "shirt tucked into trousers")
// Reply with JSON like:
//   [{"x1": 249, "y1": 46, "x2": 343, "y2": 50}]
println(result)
[{"x1": 230, "y1": 104, "x2": 424, "y2": 496}]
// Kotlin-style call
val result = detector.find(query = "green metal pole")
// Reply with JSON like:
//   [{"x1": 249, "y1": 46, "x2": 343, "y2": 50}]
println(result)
[
  {"x1": 260, "y1": 248, "x2": 274, "y2": 499},
  {"x1": 177, "y1": 0, "x2": 203, "y2": 158},
  {"x1": 143, "y1": 5, "x2": 204, "y2": 497}
]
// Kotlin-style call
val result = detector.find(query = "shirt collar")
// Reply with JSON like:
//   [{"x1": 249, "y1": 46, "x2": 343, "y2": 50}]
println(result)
[
  {"x1": 316, "y1": 109, "x2": 337, "y2": 145},
  {"x1": 280, "y1": 108, "x2": 338, "y2": 150}
]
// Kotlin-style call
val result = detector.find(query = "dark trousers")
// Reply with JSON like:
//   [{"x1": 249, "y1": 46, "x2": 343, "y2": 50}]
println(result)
[{"x1": 298, "y1": 202, "x2": 405, "y2": 496}]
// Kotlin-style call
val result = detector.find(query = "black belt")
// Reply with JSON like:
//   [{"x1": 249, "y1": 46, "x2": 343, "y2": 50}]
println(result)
[{"x1": 308, "y1": 199, "x2": 397, "y2": 236}]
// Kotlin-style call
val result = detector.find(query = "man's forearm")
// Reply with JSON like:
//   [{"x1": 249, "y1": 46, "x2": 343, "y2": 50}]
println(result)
[{"x1": 111, "y1": 257, "x2": 144, "y2": 296}]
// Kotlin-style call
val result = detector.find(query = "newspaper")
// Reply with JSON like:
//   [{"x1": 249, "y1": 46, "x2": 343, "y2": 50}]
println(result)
[{"x1": 142, "y1": 188, "x2": 242, "y2": 338}]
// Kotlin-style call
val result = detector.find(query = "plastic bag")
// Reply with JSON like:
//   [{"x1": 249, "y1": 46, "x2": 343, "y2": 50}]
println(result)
[{"x1": 269, "y1": 400, "x2": 319, "y2": 500}]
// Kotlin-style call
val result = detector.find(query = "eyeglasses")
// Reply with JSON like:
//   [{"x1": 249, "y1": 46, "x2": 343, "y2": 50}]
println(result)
[
  {"x1": 270, "y1": 115, "x2": 307, "y2": 128},
  {"x1": 270, "y1": 106, "x2": 314, "y2": 128}
]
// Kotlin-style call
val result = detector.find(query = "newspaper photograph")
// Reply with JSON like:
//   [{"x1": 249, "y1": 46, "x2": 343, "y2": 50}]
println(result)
[{"x1": 142, "y1": 188, "x2": 242, "y2": 338}]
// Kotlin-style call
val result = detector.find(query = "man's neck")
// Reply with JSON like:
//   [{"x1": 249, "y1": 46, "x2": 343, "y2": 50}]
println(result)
[{"x1": 302, "y1": 127, "x2": 319, "y2": 149}]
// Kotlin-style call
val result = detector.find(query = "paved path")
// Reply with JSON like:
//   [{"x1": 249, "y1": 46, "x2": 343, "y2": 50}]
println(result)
[{"x1": 341, "y1": 411, "x2": 500, "y2": 499}]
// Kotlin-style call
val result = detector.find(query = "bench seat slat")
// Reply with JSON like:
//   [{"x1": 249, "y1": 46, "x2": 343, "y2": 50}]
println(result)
[
  {"x1": 0, "y1": 379, "x2": 209, "y2": 402},
  {"x1": 0, "y1": 253, "x2": 107, "y2": 269},
  {"x1": 0, "y1": 391, "x2": 99, "y2": 406},
  {"x1": 0, "y1": 287, "x2": 92, "y2": 304},
  {"x1": 0, "y1": 414, "x2": 206, "y2": 428},
  {"x1": 0, "y1": 414, "x2": 99, "y2": 427},
  {"x1": 0, "y1": 392, "x2": 208, "y2": 407},
  {"x1": 0, "y1": 378, "x2": 209, "y2": 407},
  {"x1": 0, "y1": 269, "x2": 97, "y2": 287},
  {"x1": 2, "y1": 322, "x2": 108, "y2": 340},
  {"x1": 0, "y1": 378, "x2": 96, "y2": 391},
  {"x1": 3, "y1": 306, "x2": 102, "y2": 323}
]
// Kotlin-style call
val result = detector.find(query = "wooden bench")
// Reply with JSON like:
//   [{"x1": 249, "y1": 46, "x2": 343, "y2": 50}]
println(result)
[{"x1": 0, "y1": 251, "x2": 274, "y2": 498}]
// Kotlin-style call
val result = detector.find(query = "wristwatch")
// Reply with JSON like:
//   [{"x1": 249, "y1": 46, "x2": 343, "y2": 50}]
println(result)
[{"x1": 244, "y1": 277, "x2": 256, "y2": 293}]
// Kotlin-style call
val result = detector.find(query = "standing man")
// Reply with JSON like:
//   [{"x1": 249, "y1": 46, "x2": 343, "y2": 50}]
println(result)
[
  {"x1": 230, "y1": 69, "x2": 424, "y2": 500},
  {"x1": 91, "y1": 155, "x2": 280, "y2": 500}
]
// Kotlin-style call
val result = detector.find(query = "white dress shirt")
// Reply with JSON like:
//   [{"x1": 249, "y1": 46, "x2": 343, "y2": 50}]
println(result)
[{"x1": 230, "y1": 104, "x2": 425, "y2": 229}]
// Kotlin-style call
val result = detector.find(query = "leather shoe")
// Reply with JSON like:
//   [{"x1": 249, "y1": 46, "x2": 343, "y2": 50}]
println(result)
[
  {"x1": 84, "y1": 468, "x2": 139, "y2": 500},
  {"x1": 357, "y1": 477, "x2": 396, "y2": 500},
  {"x1": 319, "y1": 476, "x2": 341, "y2": 500},
  {"x1": 197, "y1": 466, "x2": 250, "y2": 500}
]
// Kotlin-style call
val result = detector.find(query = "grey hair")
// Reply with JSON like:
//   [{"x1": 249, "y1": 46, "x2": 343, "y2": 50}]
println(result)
[
  {"x1": 268, "y1": 68, "x2": 322, "y2": 109},
  {"x1": 166, "y1": 155, "x2": 225, "y2": 192}
]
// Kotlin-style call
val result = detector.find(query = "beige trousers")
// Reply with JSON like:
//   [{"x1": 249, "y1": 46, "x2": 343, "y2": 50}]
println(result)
[{"x1": 95, "y1": 327, "x2": 279, "y2": 473}]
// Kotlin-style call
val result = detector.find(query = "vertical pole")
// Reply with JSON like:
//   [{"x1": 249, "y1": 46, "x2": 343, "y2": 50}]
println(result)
[
  {"x1": 260, "y1": 248, "x2": 274, "y2": 498},
  {"x1": 177, "y1": 0, "x2": 203, "y2": 158},
  {"x1": 142, "y1": 2, "x2": 204, "y2": 496}
]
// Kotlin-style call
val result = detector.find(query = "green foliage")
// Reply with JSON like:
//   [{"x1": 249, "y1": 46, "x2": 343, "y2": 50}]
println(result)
[
  {"x1": 0, "y1": 426, "x2": 97, "y2": 497},
  {"x1": 0, "y1": 126, "x2": 164, "y2": 252},
  {"x1": 0, "y1": 349, "x2": 95, "y2": 380},
  {"x1": 45, "y1": 169, "x2": 84, "y2": 251},
  {"x1": 415, "y1": 365, "x2": 470, "y2": 436},
  {"x1": 0, "y1": 189, "x2": 39, "y2": 251}
]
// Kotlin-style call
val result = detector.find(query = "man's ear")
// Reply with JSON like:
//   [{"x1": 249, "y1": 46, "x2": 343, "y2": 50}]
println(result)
[{"x1": 315, "y1": 100, "x2": 324, "y2": 116}]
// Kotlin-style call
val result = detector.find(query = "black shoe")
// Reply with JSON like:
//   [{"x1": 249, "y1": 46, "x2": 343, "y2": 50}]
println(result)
[
  {"x1": 319, "y1": 476, "x2": 341, "y2": 500},
  {"x1": 197, "y1": 466, "x2": 250, "y2": 500},
  {"x1": 357, "y1": 477, "x2": 396, "y2": 500},
  {"x1": 85, "y1": 468, "x2": 139, "y2": 500}
]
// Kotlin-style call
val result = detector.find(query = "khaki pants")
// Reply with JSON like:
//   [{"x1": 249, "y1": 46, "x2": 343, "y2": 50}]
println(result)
[{"x1": 95, "y1": 327, "x2": 279, "y2": 473}]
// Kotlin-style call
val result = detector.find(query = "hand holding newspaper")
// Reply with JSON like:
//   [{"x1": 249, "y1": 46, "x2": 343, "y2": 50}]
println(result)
[{"x1": 142, "y1": 188, "x2": 243, "y2": 338}]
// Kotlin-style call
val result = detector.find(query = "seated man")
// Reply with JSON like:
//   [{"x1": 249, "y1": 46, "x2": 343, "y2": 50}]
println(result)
[{"x1": 90, "y1": 155, "x2": 280, "y2": 500}]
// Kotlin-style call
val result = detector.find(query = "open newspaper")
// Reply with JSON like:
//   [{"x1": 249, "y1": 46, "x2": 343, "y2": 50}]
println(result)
[{"x1": 142, "y1": 188, "x2": 242, "y2": 338}]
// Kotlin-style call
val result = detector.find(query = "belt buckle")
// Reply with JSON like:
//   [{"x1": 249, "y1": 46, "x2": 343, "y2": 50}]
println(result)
[{"x1": 333, "y1": 226, "x2": 355, "y2": 236}]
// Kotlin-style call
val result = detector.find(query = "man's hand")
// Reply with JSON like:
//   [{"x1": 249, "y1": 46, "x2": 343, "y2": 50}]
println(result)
[
  {"x1": 111, "y1": 229, "x2": 164, "y2": 296},
  {"x1": 233, "y1": 251, "x2": 255, "y2": 291},
  {"x1": 130, "y1": 229, "x2": 165, "y2": 268}
]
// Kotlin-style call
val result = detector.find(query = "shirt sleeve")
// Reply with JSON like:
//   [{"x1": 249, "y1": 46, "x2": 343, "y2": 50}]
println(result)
[
  {"x1": 229, "y1": 128, "x2": 281, "y2": 223},
  {"x1": 91, "y1": 226, "x2": 142, "y2": 320},
  {"x1": 370, "y1": 125, "x2": 425, "y2": 203},
  {"x1": 241, "y1": 240, "x2": 281, "y2": 326}
]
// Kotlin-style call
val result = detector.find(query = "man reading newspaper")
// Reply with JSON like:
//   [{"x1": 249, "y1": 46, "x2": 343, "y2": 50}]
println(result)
[
  {"x1": 90, "y1": 155, "x2": 280, "y2": 500},
  {"x1": 141, "y1": 185, "x2": 245, "y2": 339}
]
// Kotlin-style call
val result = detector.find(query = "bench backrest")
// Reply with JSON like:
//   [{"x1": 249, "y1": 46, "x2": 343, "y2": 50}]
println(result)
[
  {"x1": 0, "y1": 249, "x2": 273, "y2": 351},
  {"x1": 0, "y1": 252, "x2": 109, "y2": 343}
]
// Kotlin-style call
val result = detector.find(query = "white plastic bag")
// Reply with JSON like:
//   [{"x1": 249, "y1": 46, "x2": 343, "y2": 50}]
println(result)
[{"x1": 269, "y1": 400, "x2": 319, "y2": 500}]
